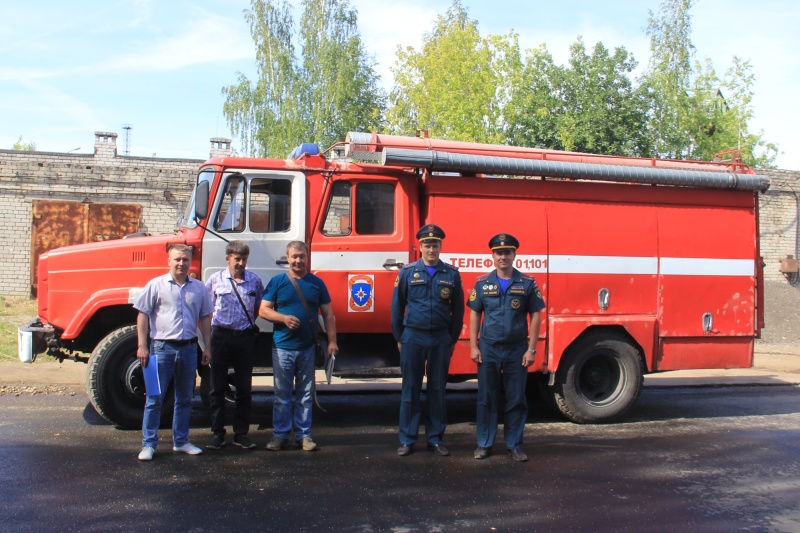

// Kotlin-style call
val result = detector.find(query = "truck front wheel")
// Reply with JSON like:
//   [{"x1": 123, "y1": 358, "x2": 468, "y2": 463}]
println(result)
[
  {"x1": 552, "y1": 331, "x2": 643, "y2": 423},
  {"x1": 87, "y1": 326, "x2": 173, "y2": 429}
]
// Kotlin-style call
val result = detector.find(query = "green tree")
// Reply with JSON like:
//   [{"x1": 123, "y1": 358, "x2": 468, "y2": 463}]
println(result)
[
  {"x1": 12, "y1": 136, "x2": 36, "y2": 151},
  {"x1": 505, "y1": 45, "x2": 562, "y2": 149},
  {"x1": 222, "y1": 0, "x2": 385, "y2": 158},
  {"x1": 507, "y1": 38, "x2": 650, "y2": 156},
  {"x1": 298, "y1": 0, "x2": 385, "y2": 149},
  {"x1": 642, "y1": 0, "x2": 777, "y2": 166},
  {"x1": 718, "y1": 57, "x2": 778, "y2": 167},
  {"x1": 642, "y1": 0, "x2": 695, "y2": 158},
  {"x1": 387, "y1": 0, "x2": 519, "y2": 143}
]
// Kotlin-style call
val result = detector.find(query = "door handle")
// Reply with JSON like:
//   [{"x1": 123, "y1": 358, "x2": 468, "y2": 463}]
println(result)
[{"x1": 382, "y1": 259, "x2": 404, "y2": 270}]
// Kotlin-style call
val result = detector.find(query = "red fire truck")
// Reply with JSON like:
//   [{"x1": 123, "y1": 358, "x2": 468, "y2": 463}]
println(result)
[{"x1": 19, "y1": 131, "x2": 769, "y2": 429}]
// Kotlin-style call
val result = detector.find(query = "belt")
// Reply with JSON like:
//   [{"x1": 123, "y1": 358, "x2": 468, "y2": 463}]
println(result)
[
  {"x1": 213, "y1": 326, "x2": 258, "y2": 337},
  {"x1": 406, "y1": 327, "x2": 448, "y2": 335},
  {"x1": 154, "y1": 337, "x2": 197, "y2": 346}
]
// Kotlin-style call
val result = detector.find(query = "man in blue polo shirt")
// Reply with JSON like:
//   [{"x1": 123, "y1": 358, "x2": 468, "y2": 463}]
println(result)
[
  {"x1": 260, "y1": 241, "x2": 338, "y2": 452},
  {"x1": 134, "y1": 244, "x2": 213, "y2": 461}
]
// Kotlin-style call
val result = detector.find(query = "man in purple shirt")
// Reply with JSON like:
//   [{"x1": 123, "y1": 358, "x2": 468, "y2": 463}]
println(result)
[
  {"x1": 134, "y1": 244, "x2": 213, "y2": 461},
  {"x1": 205, "y1": 241, "x2": 264, "y2": 450}
]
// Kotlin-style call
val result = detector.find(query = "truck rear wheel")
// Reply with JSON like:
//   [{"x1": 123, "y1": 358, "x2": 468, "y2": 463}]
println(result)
[
  {"x1": 87, "y1": 326, "x2": 173, "y2": 429},
  {"x1": 553, "y1": 331, "x2": 643, "y2": 423}
]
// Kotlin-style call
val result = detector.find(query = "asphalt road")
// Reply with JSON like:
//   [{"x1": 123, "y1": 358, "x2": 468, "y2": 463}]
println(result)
[{"x1": 1, "y1": 384, "x2": 799, "y2": 533}]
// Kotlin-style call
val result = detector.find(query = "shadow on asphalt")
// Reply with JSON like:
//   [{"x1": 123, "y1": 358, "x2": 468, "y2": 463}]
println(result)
[
  {"x1": 81, "y1": 403, "x2": 111, "y2": 426},
  {"x1": 83, "y1": 384, "x2": 800, "y2": 432}
]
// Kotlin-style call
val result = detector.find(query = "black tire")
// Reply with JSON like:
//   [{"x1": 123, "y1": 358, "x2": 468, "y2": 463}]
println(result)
[
  {"x1": 87, "y1": 326, "x2": 174, "y2": 429},
  {"x1": 553, "y1": 330, "x2": 644, "y2": 423}
]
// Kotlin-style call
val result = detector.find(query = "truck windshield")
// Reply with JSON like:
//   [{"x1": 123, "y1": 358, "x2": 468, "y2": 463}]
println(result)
[{"x1": 178, "y1": 168, "x2": 216, "y2": 229}]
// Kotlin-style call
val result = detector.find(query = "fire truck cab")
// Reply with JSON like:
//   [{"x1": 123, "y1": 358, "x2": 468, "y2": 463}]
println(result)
[{"x1": 20, "y1": 131, "x2": 769, "y2": 429}]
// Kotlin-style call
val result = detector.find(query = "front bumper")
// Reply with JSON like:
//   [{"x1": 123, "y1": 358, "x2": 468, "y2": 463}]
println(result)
[{"x1": 18, "y1": 319, "x2": 54, "y2": 363}]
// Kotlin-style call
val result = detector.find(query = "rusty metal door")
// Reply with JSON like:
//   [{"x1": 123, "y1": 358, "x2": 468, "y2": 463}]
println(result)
[{"x1": 31, "y1": 200, "x2": 141, "y2": 295}]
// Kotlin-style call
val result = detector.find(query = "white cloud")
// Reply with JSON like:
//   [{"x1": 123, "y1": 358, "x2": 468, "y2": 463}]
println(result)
[
  {"x1": 350, "y1": 1, "x2": 438, "y2": 89},
  {"x1": 97, "y1": 12, "x2": 253, "y2": 73}
]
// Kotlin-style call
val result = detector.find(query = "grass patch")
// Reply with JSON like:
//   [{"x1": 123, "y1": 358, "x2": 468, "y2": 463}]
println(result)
[{"x1": 0, "y1": 297, "x2": 39, "y2": 362}]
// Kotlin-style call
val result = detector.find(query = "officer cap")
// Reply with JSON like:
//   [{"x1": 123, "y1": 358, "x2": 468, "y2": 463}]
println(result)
[
  {"x1": 416, "y1": 224, "x2": 445, "y2": 242},
  {"x1": 489, "y1": 233, "x2": 519, "y2": 251}
]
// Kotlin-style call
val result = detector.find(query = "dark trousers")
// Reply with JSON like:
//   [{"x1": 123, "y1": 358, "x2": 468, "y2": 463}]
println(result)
[
  {"x1": 476, "y1": 338, "x2": 528, "y2": 450},
  {"x1": 209, "y1": 328, "x2": 256, "y2": 436},
  {"x1": 399, "y1": 329, "x2": 452, "y2": 445}
]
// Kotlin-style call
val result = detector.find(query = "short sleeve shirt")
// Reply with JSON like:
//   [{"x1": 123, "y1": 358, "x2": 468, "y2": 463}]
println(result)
[
  {"x1": 468, "y1": 269, "x2": 545, "y2": 345},
  {"x1": 206, "y1": 268, "x2": 265, "y2": 330},
  {"x1": 134, "y1": 274, "x2": 213, "y2": 340},
  {"x1": 263, "y1": 272, "x2": 331, "y2": 350}
]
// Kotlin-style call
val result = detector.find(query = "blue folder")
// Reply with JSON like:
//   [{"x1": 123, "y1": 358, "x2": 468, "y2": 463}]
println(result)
[{"x1": 142, "y1": 355, "x2": 161, "y2": 396}]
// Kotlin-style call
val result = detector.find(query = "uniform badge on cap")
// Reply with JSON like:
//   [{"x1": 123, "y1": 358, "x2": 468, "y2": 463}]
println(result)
[{"x1": 489, "y1": 232, "x2": 519, "y2": 251}]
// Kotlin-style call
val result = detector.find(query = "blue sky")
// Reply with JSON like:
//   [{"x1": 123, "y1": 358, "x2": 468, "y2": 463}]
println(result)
[{"x1": 2, "y1": 0, "x2": 797, "y2": 169}]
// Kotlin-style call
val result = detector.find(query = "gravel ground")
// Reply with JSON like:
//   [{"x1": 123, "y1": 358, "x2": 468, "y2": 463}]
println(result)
[{"x1": 756, "y1": 280, "x2": 800, "y2": 351}]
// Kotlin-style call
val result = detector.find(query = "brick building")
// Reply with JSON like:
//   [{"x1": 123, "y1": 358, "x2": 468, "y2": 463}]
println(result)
[
  {"x1": 0, "y1": 132, "x2": 797, "y2": 296},
  {"x1": 0, "y1": 132, "x2": 230, "y2": 297},
  {"x1": 757, "y1": 168, "x2": 800, "y2": 283}
]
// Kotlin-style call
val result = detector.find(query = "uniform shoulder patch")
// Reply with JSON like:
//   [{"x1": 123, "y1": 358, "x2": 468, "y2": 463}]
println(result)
[
  {"x1": 402, "y1": 263, "x2": 416, "y2": 270},
  {"x1": 476, "y1": 274, "x2": 489, "y2": 282},
  {"x1": 444, "y1": 262, "x2": 459, "y2": 272},
  {"x1": 520, "y1": 274, "x2": 535, "y2": 281}
]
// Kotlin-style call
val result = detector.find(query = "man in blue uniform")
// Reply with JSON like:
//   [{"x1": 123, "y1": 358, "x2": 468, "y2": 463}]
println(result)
[
  {"x1": 391, "y1": 224, "x2": 465, "y2": 457},
  {"x1": 468, "y1": 233, "x2": 545, "y2": 462}
]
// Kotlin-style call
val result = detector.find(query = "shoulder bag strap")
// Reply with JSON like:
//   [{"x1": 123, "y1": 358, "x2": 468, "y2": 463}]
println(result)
[
  {"x1": 287, "y1": 274, "x2": 327, "y2": 412},
  {"x1": 228, "y1": 277, "x2": 256, "y2": 329},
  {"x1": 286, "y1": 274, "x2": 318, "y2": 337}
]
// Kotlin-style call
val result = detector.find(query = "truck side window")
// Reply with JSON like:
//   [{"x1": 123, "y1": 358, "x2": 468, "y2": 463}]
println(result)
[
  {"x1": 214, "y1": 176, "x2": 246, "y2": 232},
  {"x1": 323, "y1": 181, "x2": 352, "y2": 236},
  {"x1": 250, "y1": 177, "x2": 292, "y2": 233},
  {"x1": 356, "y1": 183, "x2": 394, "y2": 235}
]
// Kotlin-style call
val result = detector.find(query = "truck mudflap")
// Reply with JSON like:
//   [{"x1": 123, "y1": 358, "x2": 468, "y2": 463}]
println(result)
[{"x1": 18, "y1": 319, "x2": 54, "y2": 363}]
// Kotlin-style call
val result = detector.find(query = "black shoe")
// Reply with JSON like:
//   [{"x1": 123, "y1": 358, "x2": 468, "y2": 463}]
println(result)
[
  {"x1": 233, "y1": 434, "x2": 256, "y2": 449},
  {"x1": 427, "y1": 443, "x2": 450, "y2": 456},
  {"x1": 474, "y1": 446, "x2": 491, "y2": 460},
  {"x1": 397, "y1": 444, "x2": 414, "y2": 456},
  {"x1": 206, "y1": 434, "x2": 226, "y2": 450},
  {"x1": 509, "y1": 448, "x2": 528, "y2": 462}
]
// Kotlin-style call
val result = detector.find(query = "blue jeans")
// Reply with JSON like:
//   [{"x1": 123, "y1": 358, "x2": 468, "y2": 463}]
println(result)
[
  {"x1": 476, "y1": 339, "x2": 528, "y2": 450},
  {"x1": 399, "y1": 329, "x2": 452, "y2": 445},
  {"x1": 271, "y1": 345, "x2": 315, "y2": 440},
  {"x1": 142, "y1": 340, "x2": 197, "y2": 449}
]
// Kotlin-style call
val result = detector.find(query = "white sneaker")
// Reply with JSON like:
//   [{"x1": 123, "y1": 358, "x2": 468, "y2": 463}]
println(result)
[
  {"x1": 173, "y1": 442, "x2": 203, "y2": 455},
  {"x1": 138, "y1": 446, "x2": 155, "y2": 461}
]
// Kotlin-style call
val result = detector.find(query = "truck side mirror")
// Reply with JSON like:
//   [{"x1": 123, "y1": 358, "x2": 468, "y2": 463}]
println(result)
[{"x1": 194, "y1": 181, "x2": 210, "y2": 221}]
